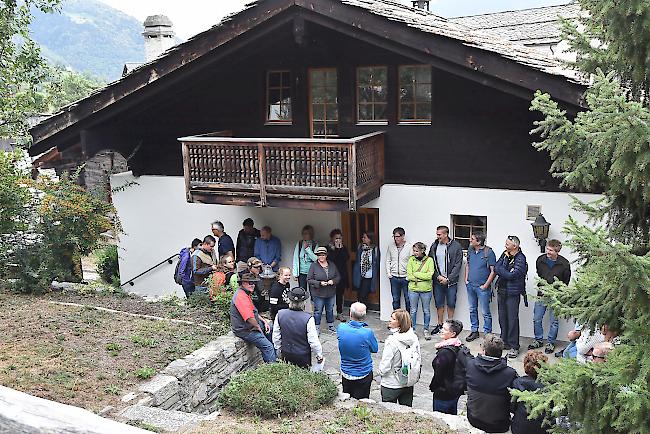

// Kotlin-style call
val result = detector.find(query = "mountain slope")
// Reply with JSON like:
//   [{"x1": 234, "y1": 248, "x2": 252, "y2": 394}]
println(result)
[{"x1": 30, "y1": 0, "x2": 144, "y2": 81}]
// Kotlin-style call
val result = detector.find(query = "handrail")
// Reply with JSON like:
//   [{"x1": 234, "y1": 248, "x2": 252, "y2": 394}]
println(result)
[{"x1": 120, "y1": 253, "x2": 179, "y2": 287}]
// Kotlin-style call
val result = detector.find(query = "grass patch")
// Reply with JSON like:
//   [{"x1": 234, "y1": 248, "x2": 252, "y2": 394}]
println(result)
[
  {"x1": 0, "y1": 289, "x2": 218, "y2": 413},
  {"x1": 219, "y1": 362, "x2": 337, "y2": 418},
  {"x1": 134, "y1": 366, "x2": 156, "y2": 379}
]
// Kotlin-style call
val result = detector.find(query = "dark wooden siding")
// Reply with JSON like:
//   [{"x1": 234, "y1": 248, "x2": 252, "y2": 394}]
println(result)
[{"x1": 100, "y1": 21, "x2": 558, "y2": 191}]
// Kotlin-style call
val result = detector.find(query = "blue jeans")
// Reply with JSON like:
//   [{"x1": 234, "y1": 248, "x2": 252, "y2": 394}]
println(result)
[
  {"x1": 240, "y1": 328, "x2": 277, "y2": 363},
  {"x1": 181, "y1": 281, "x2": 195, "y2": 298},
  {"x1": 434, "y1": 397, "x2": 459, "y2": 415},
  {"x1": 390, "y1": 277, "x2": 410, "y2": 311},
  {"x1": 466, "y1": 282, "x2": 492, "y2": 333},
  {"x1": 408, "y1": 290, "x2": 432, "y2": 329},
  {"x1": 563, "y1": 340, "x2": 577, "y2": 359},
  {"x1": 312, "y1": 295, "x2": 335, "y2": 326},
  {"x1": 433, "y1": 281, "x2": 458, "y2": 309},
  {"x1": 533, "y1": 301, "x2": 559, "y2": 343}
]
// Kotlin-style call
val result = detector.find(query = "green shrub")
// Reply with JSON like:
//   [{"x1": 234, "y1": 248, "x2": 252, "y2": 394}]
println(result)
[
  {"x1": 95, "y1": 245, "x2": 119, "y2": 285},
  {"x1": 219, "y1": 362, "x2": 337, "y2": 417}
]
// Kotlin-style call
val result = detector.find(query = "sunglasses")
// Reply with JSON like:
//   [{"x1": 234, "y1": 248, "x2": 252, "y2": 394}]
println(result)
[{"x1": 251, "y1": 265, "x2": 262, "y2": 269}]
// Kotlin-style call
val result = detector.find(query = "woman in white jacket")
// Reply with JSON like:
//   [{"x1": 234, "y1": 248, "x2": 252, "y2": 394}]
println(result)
[{"x1": 378, "y1": 309, "x2": 420, "y2": 406}]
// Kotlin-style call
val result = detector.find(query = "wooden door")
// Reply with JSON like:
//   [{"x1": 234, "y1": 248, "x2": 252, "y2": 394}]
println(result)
[
  {"x1": 341, "y1": 208, "x2": 380, "y2": 310},
  {"x1": 309, "y1": 68, "x2": 339, "y2": 138}
]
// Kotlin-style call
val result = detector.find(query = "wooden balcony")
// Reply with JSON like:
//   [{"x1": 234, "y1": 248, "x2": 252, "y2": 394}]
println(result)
[{"x1": 179, "y1": 131, "x2": 385, "y2": 211}]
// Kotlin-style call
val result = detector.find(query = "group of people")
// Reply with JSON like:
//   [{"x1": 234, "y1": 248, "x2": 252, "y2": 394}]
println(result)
[{"x1": 176, "y1": 218, "x2": 583, "y2": 359}]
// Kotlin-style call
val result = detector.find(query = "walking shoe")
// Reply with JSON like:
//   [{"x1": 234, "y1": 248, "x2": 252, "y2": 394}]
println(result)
[
  {"x1": 423, "y1": 329, "x2": 431, "y2": 340},
  {"x1": 544, "y1": 342, "x2": 555, "y2": 354},
  {"x1": 336, "y1": 313, "x2": 346, "y2": 322},
  {"x1": 527, "y1": 340, "x2": 544, "y2": 350},
  {"x1": 466, "y1": 331, "x2": 480, "y2": 342},
  {"x1": 431, "y1": 324, "x2": 443, "y2": 334},
  {"x1": 328, "y1": 325, "x2": 336, "y2": 332},
  {"x1": 507, "y1": 348, "x2": 519, "y2": 358},
  {"x1": 554, "y1": 350, "x2": 564, "y2": 358}
]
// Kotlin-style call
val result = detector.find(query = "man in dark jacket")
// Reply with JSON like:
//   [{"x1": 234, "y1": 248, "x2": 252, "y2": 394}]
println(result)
[
  {"x1": 466, "y1": 334, "x2": 518, "y2": 433},
  {"x1": 177, "y1": 238, "x2": 202, "y2": 297},
  {"x1": 494, "y1": 235, "x2": 528, "y2": 358},
  {"x1": 428, "y1": 225, "x2": 464, "y2": 334},
  {"x1": 236, "y1": 218, "x2": 260, "y2": 266},
  {"x1": 529, "y1": 239, "x2": 571, "y2": 354}
]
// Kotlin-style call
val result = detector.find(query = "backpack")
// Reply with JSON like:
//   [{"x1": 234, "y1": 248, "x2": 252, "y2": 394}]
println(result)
[
  {"x1": 396, "y1": 339, "x2": 422, "y2": 387},
  {"x1": 174, "y1": 260, "x2": 183, "y2": 285},
  {"x1": 447, "y1": 344, "x2": 472, "y2": 396}
]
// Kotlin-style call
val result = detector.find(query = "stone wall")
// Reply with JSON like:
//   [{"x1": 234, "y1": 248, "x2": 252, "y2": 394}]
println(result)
[{"x1": 125, "y1": 333, "x2": 262, "y2": 414}]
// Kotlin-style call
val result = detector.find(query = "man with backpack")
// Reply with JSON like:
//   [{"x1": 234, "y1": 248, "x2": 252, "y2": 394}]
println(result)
[
  {"x1": 429, "y1": 319, "x2": 471, "y2": 415},
  {"x1": 465, "y1": 334, "x2": 518, "y2": 433},
  {"x1": 175, "y1": 238, "x2": 201, "y2": 297},
  {"x1": 465, "y1": 232, "x2": 497, "y2": 342}
]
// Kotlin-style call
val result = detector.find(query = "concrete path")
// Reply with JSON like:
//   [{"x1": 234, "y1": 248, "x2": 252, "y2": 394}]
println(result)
[{"x1": 316, "y1": 309, "x2": 565, "y2": 413}]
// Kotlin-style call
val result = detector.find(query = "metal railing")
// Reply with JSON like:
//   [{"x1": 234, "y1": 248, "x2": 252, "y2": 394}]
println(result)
[{"x1": 120, "y1": 253, "x2": 179, "y2": 287}]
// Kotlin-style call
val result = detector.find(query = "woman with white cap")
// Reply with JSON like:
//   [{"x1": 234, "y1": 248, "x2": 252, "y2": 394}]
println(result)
[{"x1": 307, "y1": 246, "x2": 341, "y2": 332}]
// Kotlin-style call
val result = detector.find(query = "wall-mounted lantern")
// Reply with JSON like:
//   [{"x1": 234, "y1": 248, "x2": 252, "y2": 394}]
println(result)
[{"x1": 531, "y1": 214, "x2": 551, "y2": 253}]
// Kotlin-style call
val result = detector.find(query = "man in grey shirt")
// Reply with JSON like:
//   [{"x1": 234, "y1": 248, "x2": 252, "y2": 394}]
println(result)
[{"x1": 428, "y1": 225, "x2": 463, "y2": 334}]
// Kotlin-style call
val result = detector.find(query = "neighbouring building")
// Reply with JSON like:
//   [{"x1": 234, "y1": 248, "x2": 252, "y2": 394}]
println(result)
[{"x1": 28, "y1": 0, "x2": 597, "y2": 339}]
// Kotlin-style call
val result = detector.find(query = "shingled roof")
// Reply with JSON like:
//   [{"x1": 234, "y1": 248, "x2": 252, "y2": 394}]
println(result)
[
  {"x1": 450, "y1": 2, "x2": 581, "y2": 46},
  {"x1": 29, "y1": 0, "x2": 586, "y2": 154}
]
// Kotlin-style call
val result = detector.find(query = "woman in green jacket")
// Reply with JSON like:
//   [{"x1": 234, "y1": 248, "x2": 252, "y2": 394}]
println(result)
[{"x1": 407, "y1": 242, "x2": 435, "y2": 340}]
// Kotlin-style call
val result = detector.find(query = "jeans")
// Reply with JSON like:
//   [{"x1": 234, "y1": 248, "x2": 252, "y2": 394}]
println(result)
[
  {"x1": 181, "y1": 281, "x2": 195, "y2": 298},
  {"x1": 239, "y1": 328, "x2": 277, "y2": 363},
  {"x1": 381, "y1": 386, "x2": 413, "y2": 407},
  {"x1": 312, "y1": 295, "x2": 335, "y2": 326},
  {"x1": 408, "y1": 290, "x2": 432, "y2": 329},
  {"x1": 433, "y1": 281, "x2": 458, "y2": 309},
  {"x1": 466, "y1": 282, "x2": 492, "y2": 333},
  {"x1": 562, "y1": 340, "x2": 577, "y2": 359},
  {"x1": 336, "y1": 281, "x2": 347, "y2": 314},
  {"x1": 497, "y1": 291, "x2": 521, "y2": 350},
  {"x1": 533, "y1": 301, "x2": 559, "y2": 344},
  {"x1": 358, "y1": 277, "x2": 372, "y2": 304},
  {"x1": 342, "y1": 372, "x2": 373, "y2": 399},
  {"x1": 298, "y1": 274, "x2": 308, "y2": 291},
  {"x1": 390, "y1": 277, "x2": 410, "y2": 311},
  {"x1": 434, "y1": 397, "x2": 459, "y2": 415}
]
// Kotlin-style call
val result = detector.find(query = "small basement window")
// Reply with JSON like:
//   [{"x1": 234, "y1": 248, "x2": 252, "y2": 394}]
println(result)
[
  {"x1": 357, "y1": 66, "x2": 388, "y2": 123},
  {"x1": 266, "y1": 70, "x2": 292, "y2": 123},
  {"x1": 452, "y1": 215, "x2": 487, "y2": 250},
  {"x1": 398, "y1": 65, "x2": 431, "y2": 123}
]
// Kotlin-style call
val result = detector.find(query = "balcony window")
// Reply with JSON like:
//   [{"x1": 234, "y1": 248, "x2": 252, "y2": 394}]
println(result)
[
  {"x1": 399, "y1": 65, "x2": 432, "y2": 123},
  {"x1": 266, "y1": 70, "x2": 292, "y2": 123},
  {"x1": 310, "y1": 68, "x2": 338, "y2": 138},
  {"x1": 357, "y1": 66, "x2": 388, "y2": 123}
]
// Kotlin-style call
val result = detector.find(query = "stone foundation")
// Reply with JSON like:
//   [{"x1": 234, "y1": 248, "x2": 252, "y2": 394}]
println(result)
[{"x1": 123, "y1": 333, "x2": 263, "y2": 414}]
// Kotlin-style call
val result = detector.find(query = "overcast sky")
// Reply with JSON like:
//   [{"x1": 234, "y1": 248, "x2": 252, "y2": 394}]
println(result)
[{"x1": 99, "y1": 0, "x2": 570, "y2": 40}]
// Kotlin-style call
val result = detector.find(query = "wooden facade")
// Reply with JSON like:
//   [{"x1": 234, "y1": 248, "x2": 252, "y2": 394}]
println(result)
[
  {"x1": 28, "y1": 0, "x2": 587, "y2": 206},
  {"x1": 181, "y1": 131, "x2": 384, "y2": 210}
]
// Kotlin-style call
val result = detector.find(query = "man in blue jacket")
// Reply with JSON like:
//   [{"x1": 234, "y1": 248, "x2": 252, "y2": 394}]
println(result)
[
  {"x1": 176, "y1": 238, "x2": 202, "y2": 297},
  {"x1": 494, "y1": 235, "x2": 528, "y2": 358},
  {"x1": 337, "y1": 302, "x2": 379, "y2": 399}
]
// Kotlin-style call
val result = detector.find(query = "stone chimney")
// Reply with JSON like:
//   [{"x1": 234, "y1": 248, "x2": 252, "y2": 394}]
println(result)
[
  {"x1": 411, "y1": 1, "x2": 430, "y2": 11},
  {"x1": 142, "y1": 15, "x2": 175, "y2": 62}
]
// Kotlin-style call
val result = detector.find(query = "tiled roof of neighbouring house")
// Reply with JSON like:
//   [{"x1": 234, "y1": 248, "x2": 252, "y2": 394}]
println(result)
[{"x1": 450, "y1": 2, "x2": 581, "y2": 45}]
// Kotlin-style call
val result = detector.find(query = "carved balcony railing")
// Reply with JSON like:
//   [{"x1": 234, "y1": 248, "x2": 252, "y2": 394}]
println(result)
[{"x1": 179, "y1": 131, "x2": 385, "y2": 211}]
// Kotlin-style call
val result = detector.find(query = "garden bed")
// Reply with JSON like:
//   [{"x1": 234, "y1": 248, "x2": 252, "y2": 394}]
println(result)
[
  {"x1": 0, "y1": 289, "x2": 225, "y2": 415},
  {"x1": 190, "y1": 402, "x2": 455, "y2": 434}
]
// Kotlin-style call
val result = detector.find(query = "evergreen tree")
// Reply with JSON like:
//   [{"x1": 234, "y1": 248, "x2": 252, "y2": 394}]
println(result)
[{"x1": 512, "y1": 1, "x2": 650, "y2": 432}]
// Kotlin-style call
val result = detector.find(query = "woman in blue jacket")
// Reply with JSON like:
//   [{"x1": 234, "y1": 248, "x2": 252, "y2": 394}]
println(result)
[{"x1": 352, "y1": 231, "x2": 381, "y2": 305}]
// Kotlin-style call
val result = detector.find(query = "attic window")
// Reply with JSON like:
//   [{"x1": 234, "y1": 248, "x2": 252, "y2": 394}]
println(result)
[
  {"x1": 398, "y1": 65, "x2": 432, "y2": 123},
  {"x1": 266, "y1": 70, "x2": 292, "y2": 123}
]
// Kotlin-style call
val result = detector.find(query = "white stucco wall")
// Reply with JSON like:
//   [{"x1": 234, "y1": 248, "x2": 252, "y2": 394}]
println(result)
[
  {"x1": 111, "y1": 173, "x2": 339, "y2": 298},
  {"x1": 364, "y1": 184, "x2": 599, "y2": 339},
  {"x1": 112, "y1": 174, "x2": 599, "y2": 339}
]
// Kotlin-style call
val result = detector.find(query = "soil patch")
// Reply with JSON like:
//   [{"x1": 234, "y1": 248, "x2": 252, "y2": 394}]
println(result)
[
  {"x1": 0, "y1": 290, "x2": 222, "y2": 415},
  {"x1": 190, "y1": 403, "x2": 454, "y2": 434}
]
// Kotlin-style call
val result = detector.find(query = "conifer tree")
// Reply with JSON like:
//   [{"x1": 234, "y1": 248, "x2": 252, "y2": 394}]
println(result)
[{"x1": 512, "y1": 1, "x2": 650, "y2": 432}]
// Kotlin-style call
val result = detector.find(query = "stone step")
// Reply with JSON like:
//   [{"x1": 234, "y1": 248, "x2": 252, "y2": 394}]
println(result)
[{"x1": 119, "y1": 405, "x2": 217, "y2": 432}]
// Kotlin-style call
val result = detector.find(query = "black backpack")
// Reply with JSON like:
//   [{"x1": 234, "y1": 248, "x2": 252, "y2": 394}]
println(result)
[{"x1": 447, "y1": 344, "x2": 472, "y2": 396}]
